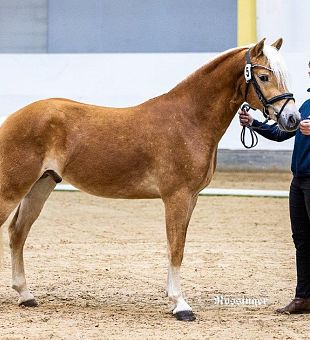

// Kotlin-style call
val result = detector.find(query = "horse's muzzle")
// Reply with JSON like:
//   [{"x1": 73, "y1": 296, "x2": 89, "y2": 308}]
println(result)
[{"x1": 278, "y1": 111, "x2": 301, "y2": 132}]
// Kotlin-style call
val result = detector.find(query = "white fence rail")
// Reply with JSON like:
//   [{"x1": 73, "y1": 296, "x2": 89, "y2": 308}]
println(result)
[{"x1": 54, "y1": 184, "x2": 289, "y2": 198}]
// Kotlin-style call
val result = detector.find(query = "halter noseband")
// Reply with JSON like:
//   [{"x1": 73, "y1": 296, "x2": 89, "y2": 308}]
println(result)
[{"x1": 244, "y1": 49, "x2": 295, "y2": 120}]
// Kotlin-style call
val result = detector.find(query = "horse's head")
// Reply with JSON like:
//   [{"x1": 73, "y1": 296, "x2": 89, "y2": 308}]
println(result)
[{"x1": 244, "y1": 38, "x2": 300, "y2": 132}]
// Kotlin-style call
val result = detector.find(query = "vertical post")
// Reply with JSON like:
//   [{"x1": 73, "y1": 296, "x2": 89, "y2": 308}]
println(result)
[{"x1": 237, "y1": 0, "x2": 257, "y2": 46}]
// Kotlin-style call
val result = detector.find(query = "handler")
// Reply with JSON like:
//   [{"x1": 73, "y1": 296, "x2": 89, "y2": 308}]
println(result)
[{"x1": 239, "y1": 61, "x2": 310, "y2": 314}]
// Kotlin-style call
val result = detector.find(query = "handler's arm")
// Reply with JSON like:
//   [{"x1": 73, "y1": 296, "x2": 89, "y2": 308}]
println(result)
[
  {"x1": 238, "y1": 107, "x2": 296, "y2": 142},
  {"x1": 251, "y1": 120, "x2": 296, "y2": 142}
]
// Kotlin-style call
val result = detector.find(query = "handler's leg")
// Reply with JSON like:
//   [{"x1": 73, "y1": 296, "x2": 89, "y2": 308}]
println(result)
[
  {"x1": 292, "y1": 177, "x2": 310, "y2": 298},
  {"x1": 164, "y1": 190, "x2": 198, "y2": 321},
  {"x1": 277, "y1": 177, "x2": 310, "y2": 313},
  {"x1": 9, "y1": 175, "x2": 56, "y2": 306}
]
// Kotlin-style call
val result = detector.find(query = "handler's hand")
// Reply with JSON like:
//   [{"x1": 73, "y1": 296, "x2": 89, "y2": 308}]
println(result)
[
  {"x1": 300, "y1": 119, "x2": 310, "y2": 135},
  {"x1": 238, "y1": 107, "x2": 254, "y2": 126}
]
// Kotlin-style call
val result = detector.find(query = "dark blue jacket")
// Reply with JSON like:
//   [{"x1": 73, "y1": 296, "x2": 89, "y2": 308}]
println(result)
[{"x1": 252, "y1": 96, "x2": 310, "y2": 177}]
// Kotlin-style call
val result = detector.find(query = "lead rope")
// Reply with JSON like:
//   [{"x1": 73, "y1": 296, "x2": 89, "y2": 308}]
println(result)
[
  {"x1": 240, "y1": 103, "x2": 268, "y2": 149},
  {"x1": 241, "y1": 125, "x2": 259, "y2": 149}
]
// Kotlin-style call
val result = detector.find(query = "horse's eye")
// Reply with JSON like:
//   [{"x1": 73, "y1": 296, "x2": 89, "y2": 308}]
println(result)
[{"x1": 258, "y1": 74, "x2": 269, "y2": 82}]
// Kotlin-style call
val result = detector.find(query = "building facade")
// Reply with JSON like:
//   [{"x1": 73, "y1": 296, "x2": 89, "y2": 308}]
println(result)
[{"x1": 0, "y1": 0, "x2": 237, "y2": 53}]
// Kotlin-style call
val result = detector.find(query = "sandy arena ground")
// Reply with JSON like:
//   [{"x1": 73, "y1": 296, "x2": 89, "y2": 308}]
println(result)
[{"x1": 0, "y1": 171, "x2": 307, "y2": 339}]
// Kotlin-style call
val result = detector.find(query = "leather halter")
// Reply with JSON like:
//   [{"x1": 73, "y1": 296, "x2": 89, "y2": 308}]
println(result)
[
  {"x1": 240, "y1": 49, "x2": 296, "y2": 149},
  {"x1": 244, "y1": 49, "x2": 295, "y2": 120}
]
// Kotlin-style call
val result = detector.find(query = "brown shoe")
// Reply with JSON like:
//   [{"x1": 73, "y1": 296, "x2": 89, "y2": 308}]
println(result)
[{"x1": 276, "y1": 297, "x2": 310, "y2": 314}]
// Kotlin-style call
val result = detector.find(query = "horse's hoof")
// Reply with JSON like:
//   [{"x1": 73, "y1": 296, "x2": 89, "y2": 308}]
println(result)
[
  {"x1": 19, "y1": 299, "x2": 38, "y2": 307},
  {"x1": 175, "y1": 310, "x2": 196, "y2": 321}
]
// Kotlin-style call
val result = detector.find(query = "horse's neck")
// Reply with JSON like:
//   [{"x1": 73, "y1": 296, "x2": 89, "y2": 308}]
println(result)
[{"x1": 167, "y1": 48, "x2": 246, "y2": 143}]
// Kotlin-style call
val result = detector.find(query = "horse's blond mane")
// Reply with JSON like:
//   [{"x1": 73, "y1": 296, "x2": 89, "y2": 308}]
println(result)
[
  {"x1": 172, "y1": 43, "x2": 290, "y2": 94},
  {"x1": 263, "y1": 44, "x2": 289, "y2": 89},
  {"x1": 211, "y1": 44, "x2": 290, "y2": 89}
]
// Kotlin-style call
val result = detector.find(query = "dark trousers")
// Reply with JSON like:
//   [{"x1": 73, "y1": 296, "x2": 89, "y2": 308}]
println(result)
[{"x1": 290, "y1": 176, "x2": 310, "y2": 298}]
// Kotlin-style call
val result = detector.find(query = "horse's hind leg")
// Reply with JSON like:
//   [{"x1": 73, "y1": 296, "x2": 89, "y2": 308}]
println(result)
[{"x1": 8, "y1": 174, "x2": 57, "y2": 306}]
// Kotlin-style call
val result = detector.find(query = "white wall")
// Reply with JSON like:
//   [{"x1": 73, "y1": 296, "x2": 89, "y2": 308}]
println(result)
[
  {"x1": 0, "y1": 52, "x2": 308, "y2": 150},
  {"x1": 257, "y1": 0, "x2": 310, "y2": 54}
]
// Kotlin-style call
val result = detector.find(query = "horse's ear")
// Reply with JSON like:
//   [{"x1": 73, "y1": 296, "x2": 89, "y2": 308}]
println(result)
[
  {"x1": 271, "y1": 38, "x2": 283, "y2": 50},
  {"x1": 252, "y1": 38, "x2": 266, "y2": 57}
]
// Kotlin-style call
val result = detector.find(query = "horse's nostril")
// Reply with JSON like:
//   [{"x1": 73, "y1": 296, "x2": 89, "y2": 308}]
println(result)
[{"x1": 288, "y1": 115, "x2": 297, "y2": 126}]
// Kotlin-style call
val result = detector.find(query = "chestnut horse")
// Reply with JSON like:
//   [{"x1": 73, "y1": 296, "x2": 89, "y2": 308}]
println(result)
[{"x1": 0, "y1": 39, "x2": 300, "y2": 321}]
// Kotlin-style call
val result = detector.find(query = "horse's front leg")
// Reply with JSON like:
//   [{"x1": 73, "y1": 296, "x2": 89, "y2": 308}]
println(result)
[{"x1": 163, "y1": 189, "x2": 198, "y2": 321}]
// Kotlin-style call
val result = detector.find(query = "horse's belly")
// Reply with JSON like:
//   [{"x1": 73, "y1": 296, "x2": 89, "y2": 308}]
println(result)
[
  {"x1": 67, "y1": 174, "x2": 160, "y2": 199},
  {"x1": 62, "y1": 156, "x2": 160, "y2": 199}
]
